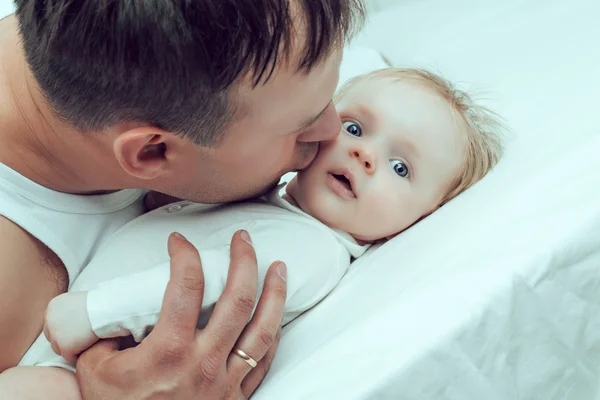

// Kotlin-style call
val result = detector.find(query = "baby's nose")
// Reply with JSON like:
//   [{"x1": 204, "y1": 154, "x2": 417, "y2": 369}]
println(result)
[{"x1": 350, "y1": 148, "x2": 376, "y2": 174}]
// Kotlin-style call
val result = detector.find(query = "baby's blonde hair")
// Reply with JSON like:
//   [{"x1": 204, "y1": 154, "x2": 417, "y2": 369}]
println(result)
[{"x1": 335, "y1": 68, "x2": 506, "y2": 207}]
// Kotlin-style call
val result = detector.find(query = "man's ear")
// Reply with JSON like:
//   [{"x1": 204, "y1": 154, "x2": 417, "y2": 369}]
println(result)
[{"x1": 113, "y1": 126, "x2": 171, "y2": 180}]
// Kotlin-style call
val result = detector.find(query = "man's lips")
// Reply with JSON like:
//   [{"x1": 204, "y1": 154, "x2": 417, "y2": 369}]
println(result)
[{"x1": 327, "y1": 168, "x2": 356, "y2": 199}]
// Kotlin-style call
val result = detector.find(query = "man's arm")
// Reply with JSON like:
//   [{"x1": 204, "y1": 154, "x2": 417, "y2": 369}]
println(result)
[{"x1": 0, "y1": 216, "x2": 68, "y2": 372}]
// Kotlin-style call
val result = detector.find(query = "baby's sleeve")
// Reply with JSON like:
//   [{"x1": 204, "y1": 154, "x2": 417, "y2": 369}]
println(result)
[
  {"x1": 87, "y1": 247, "x2": 231, "y2": 342},
  {"x1": 249, "y1": 220, "x2": 351, "y2": 325},
  {"x1": 85, "y1": 219, "x2": 350, "y2": 342}
]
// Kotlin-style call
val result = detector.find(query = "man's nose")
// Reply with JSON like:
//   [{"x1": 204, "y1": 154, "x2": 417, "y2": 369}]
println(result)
[{"x1": 296, "y1": 103, "x2": 341, "y2": 143}]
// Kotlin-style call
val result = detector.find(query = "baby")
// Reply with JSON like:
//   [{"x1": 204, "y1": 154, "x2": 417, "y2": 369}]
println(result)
[{"x1": 20, "y1": 68, "x2": 505, "y2": 391}]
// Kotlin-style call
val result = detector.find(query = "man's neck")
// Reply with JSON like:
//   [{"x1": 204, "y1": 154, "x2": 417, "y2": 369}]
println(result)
[{"x1": 0, "y1": 16, "x2": 128, "y2": 194}]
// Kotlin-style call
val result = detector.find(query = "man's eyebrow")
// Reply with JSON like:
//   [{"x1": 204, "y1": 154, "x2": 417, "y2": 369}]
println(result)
[{"x1": 294, "y1": 101, "x2": 331, "y2": 133}]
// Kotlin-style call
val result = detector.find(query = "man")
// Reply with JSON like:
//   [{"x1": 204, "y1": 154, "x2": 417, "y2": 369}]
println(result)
[{"x1": 0, "y1": 0, "x2": 364, "y2": 398}]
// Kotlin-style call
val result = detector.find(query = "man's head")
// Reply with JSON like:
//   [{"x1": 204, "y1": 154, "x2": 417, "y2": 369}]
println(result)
[
  {"x1": 15, "y1": 0, "x2": 365, "y2": 202},
  {"x1": 287, "y1": 68, "x2": 505, "y2": 242}
]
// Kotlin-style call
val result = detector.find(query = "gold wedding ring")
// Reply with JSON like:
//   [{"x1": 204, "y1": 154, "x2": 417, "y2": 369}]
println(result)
[{"x1": 232, "y1": 347, "x2": 258, "y2": 368}]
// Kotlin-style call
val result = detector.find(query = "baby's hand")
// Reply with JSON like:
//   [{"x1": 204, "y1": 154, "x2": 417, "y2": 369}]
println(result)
[{"x1": 44, "y1": 291, "x2": 99, "y2": 362}]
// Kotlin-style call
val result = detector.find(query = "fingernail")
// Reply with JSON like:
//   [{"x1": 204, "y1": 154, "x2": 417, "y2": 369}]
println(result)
[
  {"x1": 241, "y1": 230, "x2": 252, "y2": 245},
  {"x1": 172, "y1": 232, "x2": 186, "y2": 241},
  {"x1": 275, "y1": 262, "x2": 287, "y2": 282}
]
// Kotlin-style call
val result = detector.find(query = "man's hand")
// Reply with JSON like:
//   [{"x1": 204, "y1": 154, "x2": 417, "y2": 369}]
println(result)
[{"x1": 76, "y1": 230, "x2": 287, "y2": 399}]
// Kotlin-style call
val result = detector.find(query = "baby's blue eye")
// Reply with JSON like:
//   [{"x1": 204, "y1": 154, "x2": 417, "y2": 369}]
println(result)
[
  {"x1": 343, "y1": 121, "x2": 362, "y2": 137},
  {"x1": 391, "y1": 160, "x2": 409, "y2": 178}
]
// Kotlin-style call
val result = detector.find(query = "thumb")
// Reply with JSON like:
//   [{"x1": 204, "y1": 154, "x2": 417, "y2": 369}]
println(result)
[{"x1": 76, "y1": 338, "x2": 119, "y2": 374}]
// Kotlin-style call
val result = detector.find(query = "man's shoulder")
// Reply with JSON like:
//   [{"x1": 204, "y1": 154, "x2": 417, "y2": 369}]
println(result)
[
  {"x1": 0, "y1": 215, "x2": 68, "y2": 289},
  {"x1": 0, "y1": 215, "x2": 32, "y2": 241}
]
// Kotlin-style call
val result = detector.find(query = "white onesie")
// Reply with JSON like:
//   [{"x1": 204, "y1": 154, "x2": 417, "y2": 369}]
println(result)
[{"x1": 19, "y1": 186, "x2": 369, "y2": 371}]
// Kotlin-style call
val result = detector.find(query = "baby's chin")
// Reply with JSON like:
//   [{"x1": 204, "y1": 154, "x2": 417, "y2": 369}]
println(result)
[
  {"x1": 353, "y1": 236, "x2": 377, "y2": 246},
  {"x1": 349, "y1": 231, "x2": 382, "y2": 245},
  {"x1": 348, "y1": 225, "x2": 404, "y2": 245}
]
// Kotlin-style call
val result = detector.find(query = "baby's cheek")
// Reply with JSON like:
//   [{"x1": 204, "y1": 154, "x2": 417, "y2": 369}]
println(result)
[
  {"x1": 377, "y1": 194, "x2": 421, "y2": 235},
  {"x1": 355, "y1": 197, "x2": 397, "y2": 239}
]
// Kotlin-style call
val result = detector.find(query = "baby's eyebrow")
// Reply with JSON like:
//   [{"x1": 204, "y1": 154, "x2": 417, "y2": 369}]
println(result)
[
  {"x1": 397, "y1": 138, "x2": 420, "y2": 159},
  {"x1": 389, "y1": 133, "x2": 422, "y2": 169},
  {"x1": 355, "y1": 104, "x2": 375, "y2": 124},
  {"x1": 352, "y1": 101, "x2": 421, "y2": 161}
]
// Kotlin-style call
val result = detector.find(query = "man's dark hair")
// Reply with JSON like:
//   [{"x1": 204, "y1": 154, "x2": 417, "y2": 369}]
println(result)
[{"x1": 15, "y1": 0, "x2": 365, "y2": 146}]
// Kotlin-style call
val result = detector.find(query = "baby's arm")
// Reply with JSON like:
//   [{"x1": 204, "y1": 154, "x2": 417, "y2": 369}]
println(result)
[
  {"x1": 44, "y1": 249, "x2": 226, "y2": 361},
  {"x1": 44, "y1": 222, "x2": 348, "y2": 361}
]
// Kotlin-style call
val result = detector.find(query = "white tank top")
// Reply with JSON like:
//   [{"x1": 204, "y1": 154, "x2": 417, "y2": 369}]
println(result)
[{"x1": 0, "y1": 162, "x2": 145, "y2": 285}]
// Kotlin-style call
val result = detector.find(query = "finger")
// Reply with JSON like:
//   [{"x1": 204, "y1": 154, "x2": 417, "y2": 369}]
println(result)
[
  {"x1": 75, "y1": 338, "x2": 119, "y2": 378},
  {"x1": 62, "y1": 350, "x2": 77, "y2": 364},
  {"x1": 203, "y1": 230, "x2": 258, "y2": 357},
  {"x1": 241, "y1": 329, "x2": 282, "y2": 398},
  {"x1": 228, "y1": 261, "x2": 287, "y2": 383},
  {"x1": 144, "y1": 192, "x2": 182, "y2": 211},
  {"x1": 151, "y1": 233, "x2": 204, "y2": 348}
]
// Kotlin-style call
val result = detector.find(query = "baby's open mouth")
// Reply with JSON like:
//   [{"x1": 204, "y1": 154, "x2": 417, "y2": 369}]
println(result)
[
  {"x1": 326, "y1": 170, "x2": 357, "y2": 200},
  {"x1": 332, "y1": 173, "x2": 352, "y2": 192}
]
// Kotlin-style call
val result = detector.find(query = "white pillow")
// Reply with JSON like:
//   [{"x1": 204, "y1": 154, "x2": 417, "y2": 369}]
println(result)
[
  {"x1": 254, "y1": 1, "x2": 600, "y2": 399},
  {"x1": 0, "y1": 3, "x2": 15, "y2": 20}
]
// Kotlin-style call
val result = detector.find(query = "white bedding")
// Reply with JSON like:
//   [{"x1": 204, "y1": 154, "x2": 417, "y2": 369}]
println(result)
[
  {"x1": 254, "y1": 1, "x2": 600, "y2": 399},
  {"x1": 3, "y1": 1, "x2": 598, "y2": 398}
]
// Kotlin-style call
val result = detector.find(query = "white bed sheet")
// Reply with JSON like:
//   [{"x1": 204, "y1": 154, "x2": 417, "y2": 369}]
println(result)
[{"x1": 254, "y1": 1, "x2": 600, "y2": 399}]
